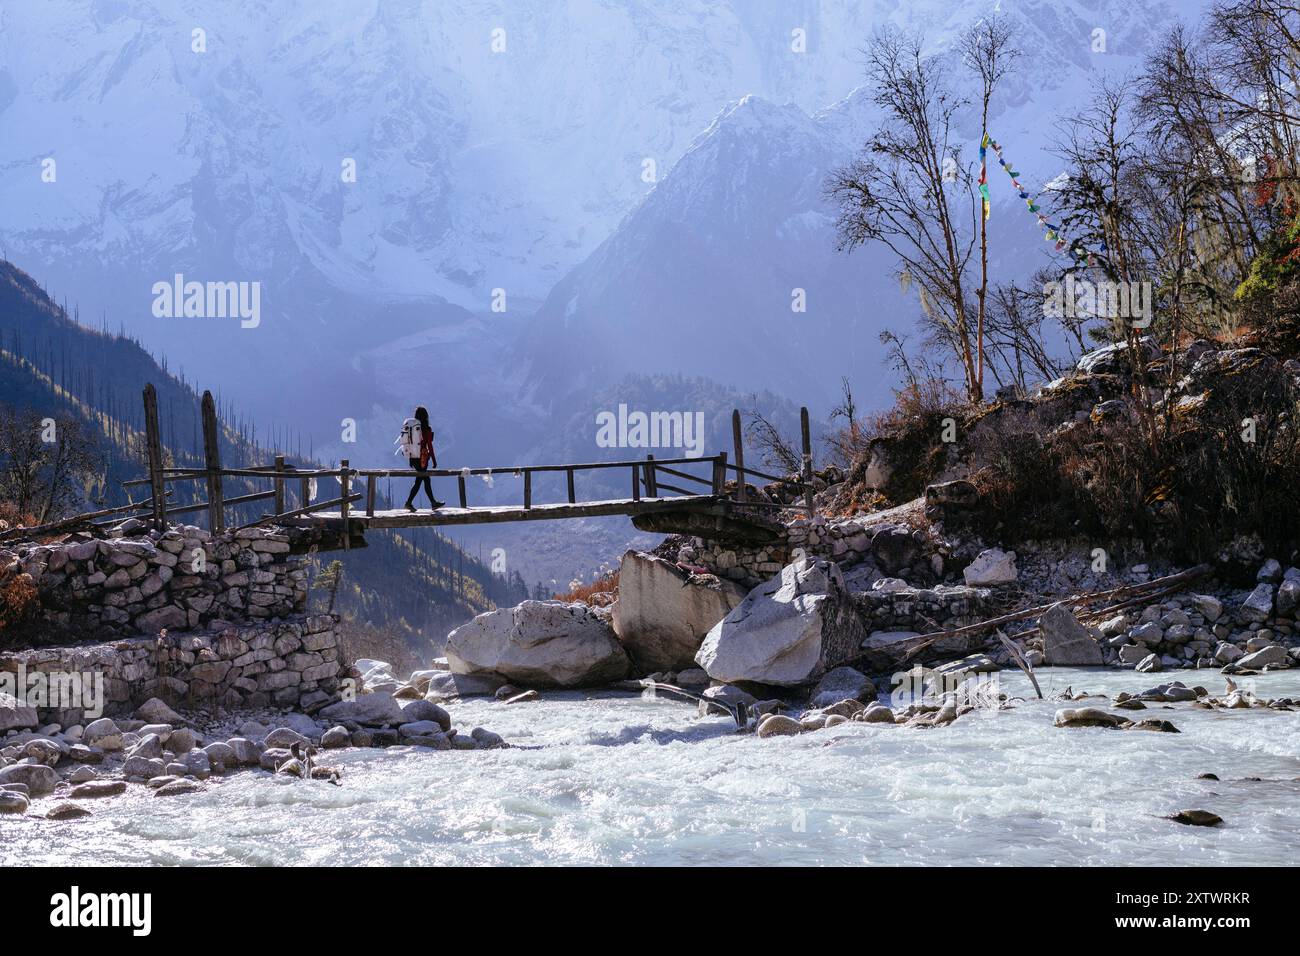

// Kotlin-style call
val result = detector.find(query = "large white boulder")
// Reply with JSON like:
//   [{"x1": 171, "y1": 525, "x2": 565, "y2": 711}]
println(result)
[
  {"x1": 612, "y1": 550, "x2": 746, "y2": 672},
  {"x1": 446, "y1": 601, "x2": 630, "y2": 688},
  {"x1": 963, "y1": 549, "x2": 1017, "y2": 586},
  {"x1": 695, "y1": 559, "x2": 866, "y2": 687}
]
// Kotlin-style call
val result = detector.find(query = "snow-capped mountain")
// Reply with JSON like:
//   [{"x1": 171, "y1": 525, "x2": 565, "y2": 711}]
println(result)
[{"x1": 0, "y1": 0, "x2": 1205, "y2": 428}]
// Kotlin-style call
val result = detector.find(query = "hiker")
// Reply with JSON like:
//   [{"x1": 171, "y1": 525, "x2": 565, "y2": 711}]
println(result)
[{"x1": 395, "y1": 406, "x2": 444, "y2": 511}]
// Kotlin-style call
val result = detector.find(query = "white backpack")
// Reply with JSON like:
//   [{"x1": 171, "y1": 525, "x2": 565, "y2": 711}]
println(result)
[{"x1": 394, "y1": 418, "x2": 423, "y2": 457}]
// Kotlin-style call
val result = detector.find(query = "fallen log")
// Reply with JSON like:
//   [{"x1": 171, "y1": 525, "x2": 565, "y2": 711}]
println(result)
[{"x1": 899, "y1": 563, "x2": 1213, "y2": 663}]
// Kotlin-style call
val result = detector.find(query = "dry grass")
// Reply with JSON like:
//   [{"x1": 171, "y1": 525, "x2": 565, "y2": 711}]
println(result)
[{"x1": 553, "y1": 570, "x2": 619, "y2": 606}]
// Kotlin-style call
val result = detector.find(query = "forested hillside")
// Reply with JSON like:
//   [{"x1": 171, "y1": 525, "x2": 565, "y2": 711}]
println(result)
[{"x1": 0, "y1": 260, "x2": 527, "y2": 654}]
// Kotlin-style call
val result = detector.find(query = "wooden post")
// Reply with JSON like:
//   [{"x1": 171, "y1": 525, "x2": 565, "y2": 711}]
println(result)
[
  {"x1": 566, "y1": 467, "x2": 576, "y2": 504},
  {"x1": 142, "y1": 384, "x2": 166, "y2": 531},
  {"x1": 339, "y1": 460, "x2": 350, "y2": 551},
  {"x1": 366, "y1": 474, "x2": 377, "y2": 517},
  {"x1": 712, "y1": 452, "x2": 727, "y2": 496},
  {"x1": 731, "y1": 409, "x2": 746, "y2": 503},
  {"x1": 200, "y1": 390, "x2": 224, "y2": 532},
  {"x1": 457, "y1": 472, "x2": 467, "y2": 509},
  {"x1": 273, "y1": 455, "x2": 285, "y2": 515},
  {"x1": 631, "y1": 463, "x2": 640, "y2": 502},
  {"x1": 523, "y1": 469, "x2": 532, "y2": 509},
  {"x1": 645, "y1": 454, "x2": 657, "y2": 498},
  {"x1": 299, "y1": 476, "x2": 310, "y2": 511},
  {"x1": 800, "y1": 406, "x2": 815, "y2": 516}
]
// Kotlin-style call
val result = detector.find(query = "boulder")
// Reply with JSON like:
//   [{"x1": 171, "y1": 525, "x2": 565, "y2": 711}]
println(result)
[
  {"x1": 446, "y1": 601, "x2": 630, "y2": 688},
  {"x1": 135, "y1": 698, "x2": 185, "y2": 725},
  {"x1": 45, "y1": 802, "x2": 90, "y2": 820},
  {"x1": 1189, "y1": 593, "x2": 1223, "y2": 622},
  {"x1": 870, "y1": 526, "x2": 920, "y2": 574},
  {"x1": 422, "y1": 672, "x2": 505, "y2": 701},
  {"x1": 397, "y1": 699, "x2": 451, "y2": 730},
  {"x1": 1136, "y1": 653, "x2": 1162, "y2": 673},
  {"x1": 1039, "y1": 603, "x2": 1103, "y2": 666},
  {"x1": 696, "y1": 684, "x2": 757, "y2": 719},
  {"x1": 611, "y1": 550, "x2": 746, "y2": 672},
  {"x1": 321, "y1": 726, "x2": 350, "y2": 749},
  {"x1": 695, "y1": 559, "x2": 866, "y2": 687},
  {"x1": 69, "y1": 780, "x2": 127, "y2": 799},
  {"x1": 757, "y1": 714, "x2": 803, "y2": 738},
  {"x1": 808, "y1": 667, "x2": 876, "y2": 709},
  {"x1": 0, "y1": 791, "x2": 29, "y2": 815},
  {"x1": 1053, "y1": 707, "x2": 1124, "y2": 728},
  {"x1": 1240, "y1": 584, "x2": 1274, "y2": 623},
  {"x1": 0, "y1": 692, "x2": 38, "y2": 733},
  {"x1": 1236, "y1": 645, "x2": 1288, "y2": 670},
  {"x1": 264, "y1": 728, "x2": 309, "y2": 750},
  {"x1": 1276, "y1": 579, "x2": 1300, "y2": 617},
  {"x1": 963, "y1": 549, "x2": 1017, "y2": 586},
  {"x1": 318, "y1": 692, "x2": 406, "y2": 727},
  {"x1": 0, "y1": 763, "x2": 58, "y2": 795}
]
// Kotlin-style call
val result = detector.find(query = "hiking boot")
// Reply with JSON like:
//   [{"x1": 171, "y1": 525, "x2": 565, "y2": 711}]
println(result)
[
  {"x1": 404, "y1": 501, "x2": 417, "y2": 513},
  {"x1": 429, "y1": 499, "x2": 446, "y2": 510}
]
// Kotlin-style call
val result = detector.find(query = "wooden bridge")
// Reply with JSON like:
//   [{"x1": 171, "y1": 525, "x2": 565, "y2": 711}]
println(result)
[{"x1": 5, "y1": 386, "x2": 819, "y2": 551}]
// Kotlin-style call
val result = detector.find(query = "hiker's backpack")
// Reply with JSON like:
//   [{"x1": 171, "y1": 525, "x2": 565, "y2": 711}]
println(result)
[{"x1": 395, "y1": 418, "x2": 423, "y2": 458}]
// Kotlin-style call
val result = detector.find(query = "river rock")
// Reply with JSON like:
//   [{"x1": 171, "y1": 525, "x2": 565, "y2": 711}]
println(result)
[
  {"x1": 808, "y1": 666, "x2": 875, "y2": 709},
  {"x1": 695, "y1": 558, "x2": 866, "y2": 686},
  {"x1": 123, "y1": 756, "x2": 166, "y2": 780},
  {"x1": 0, "y1": 692, "x2": 38, "y2": 733},
  {"x1": 0, "y1": 762, "x2": 58, "y2": 795},
  {"x1": 611, "y1": 550, "x2": 746, "y2": 672},
  {"x1": 675, "y1": 668, "x2": 709, "y2": 688},
  {"x1": 69, "y1": 780, "x2": 127, "y2": 799},
  {"x1": 1053, "y1": 707, "x2": 1124, "y2": 728},
  {"x1": 135, "y1": 697, "x2": 185, "y2": 725},
  {"x1": 1169, "y1": 809, "x2": 1222, "y2": 827},
  {"x1": 423, "y1": 671, "x2": 506, "y2": 701},
  {"x1": 320, "y1": 726, "x2": 350, "y2": 749},
  {"x1": 264, "y1": 728, "x2": 309, "y2": 750},
  {"x1": 397, "y1": 699, "x2": 451, "y2": 730},
  {"x1": 446, "y1": 600, "x2": 630, "y2": 687},
  {"x1": 963, "y1": 549, "x2": 1017, "y2": 586},
  {"x1": 1136, "y1": 653, "x2": 1162, "y2": 673},
  {"x1": 1040, "y1": 603, "x2": 1103, "y2": 666},
  {"x1": 696, "y1": 684, "x2": 756, "y2": 718},
  {"x1": 227, "y1": 737, "x2": 263, "y2": 766},
  {"x1": 154, "y1": 780, "x2": 205, "y2": 797},
  {"x1": 1240, "y1": 584, "x2": 1274, "y2": 623},
  {"x1": 319, "y1": 691, "x2": 406, "y2": 726},
  {"x1": 469, "y1": 727, "x2": 506, "y2": 748},
  {"x1": 68, "y1": 766, "x2": 97, "y2": 784},
  {"x1": 82, "y1": 718, "x2": 122, "y2": 749},
  {"x1": 858, "y1": 703, "x2": 896, "y2": 724},
  {"x1": 203, "y1": 742, "x2": 236, "y2": 771},
  {"x1": 0, "y1": 791, "x2": 29, "y2": 814},
  {"x1": 127, "y1": 733, "x2": 165, "y2": 760},
  {"x1": 45, "y1": 802, "x2": 91, "y2": 820},
  {"x1": 757, "y1": 714, "x2": 803, "y2": 738},
  {"x1": 1235, "y1": 645, "x2": 1288, "y2": 670}
]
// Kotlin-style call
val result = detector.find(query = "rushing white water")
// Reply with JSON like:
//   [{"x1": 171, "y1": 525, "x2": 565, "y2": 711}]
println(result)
[{"x1": 4, "y1": 668, "x2": 1298, "y2": 866}]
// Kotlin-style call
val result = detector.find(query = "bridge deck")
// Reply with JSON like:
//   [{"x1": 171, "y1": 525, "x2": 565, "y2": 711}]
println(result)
[{"x1": 287, "y1": 494, "x2": 724, "y2": 529}]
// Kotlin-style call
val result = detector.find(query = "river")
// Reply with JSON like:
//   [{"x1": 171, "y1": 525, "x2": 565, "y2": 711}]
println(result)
[{"x1": 4, "y1": 668, "x2": 1298, "y2": 866}]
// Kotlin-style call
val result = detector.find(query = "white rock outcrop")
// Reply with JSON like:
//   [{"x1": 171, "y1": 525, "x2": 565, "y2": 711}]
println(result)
[
  {"x1": 611, "y1": 550, "x2": 746, "y2": 672},
  {"x1": 695, "y1": 558, "x2": 866, "y2": 687},
  {"x1": 963, "y1": 548, "x2": 1017, "y2": 586},
  {"x1": 445, "y1": 601, "x2": 630, "y2": 687}
]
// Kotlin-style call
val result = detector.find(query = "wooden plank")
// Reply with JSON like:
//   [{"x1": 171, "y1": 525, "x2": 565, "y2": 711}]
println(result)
[
  {"x1": 142, "y1": 384, "x2": 166, "y2": 531},
  {"x1": 257, "y1": 492, "x2": 362, "y2": 524},
  {"x1": 339, "y1": 460, "x2": 350, "y2": 551},
  {"x1": 366, "y1": 474, "x2": 377, "y2": 517},
  {"x1": 566, "y1": 467, "x2": 575, "y2": 504},
  {"x1": 157, "y1": 489, "x2": 275, "y2": 518},
  {"x1": 274, "y1": 456, "x2": 285, "y2": 515},
  {"x1": 294, "y1": 494, "x2": 720, "y2": 528},
  {"x1": 731, "y1": 409, "x2": 746, "y2": 503},
  {"x1": 6, "y1": 493, "x2": 171, "y2": 540},
  {"x1": 523, "y1": 469, "x2": 532, "y2": 509},
  {"x1": 800, "y1": 406, "x2": 815, "y2": 516},
  {"x1": 713, "y1": 452, "x2": 727, "y2": 496},
  {"x1": 201, "y1": 391, "x2": 224, "y2": 533}
]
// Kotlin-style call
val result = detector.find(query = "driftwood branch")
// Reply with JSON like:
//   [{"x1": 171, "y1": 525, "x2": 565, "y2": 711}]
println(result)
[{"x1": 900, "y1": 563, "x2": 1213, "y2": 662}]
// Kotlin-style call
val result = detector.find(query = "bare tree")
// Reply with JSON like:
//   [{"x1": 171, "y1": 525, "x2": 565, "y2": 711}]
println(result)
[
  {"x1": 959, "y1": 14, "x2": 1019, "y2": 397},
  {"x1": 828, "y1": 28, "x2": 983, "y2": 402}
]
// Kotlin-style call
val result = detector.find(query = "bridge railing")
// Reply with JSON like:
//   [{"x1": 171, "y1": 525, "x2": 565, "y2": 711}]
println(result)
[{"x1": 108, "y1": 387, "x2": 821, "y2": 546}]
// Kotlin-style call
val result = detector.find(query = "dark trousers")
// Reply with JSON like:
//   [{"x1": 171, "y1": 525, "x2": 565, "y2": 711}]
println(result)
[{"x1": 405, "y1": 458, "x2": 437, "y2": 506}]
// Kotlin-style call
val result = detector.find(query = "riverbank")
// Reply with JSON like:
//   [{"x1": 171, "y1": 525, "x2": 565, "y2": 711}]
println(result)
[{"x1": 2, "y1": 668, "x2": 1297, "y2": 866}]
